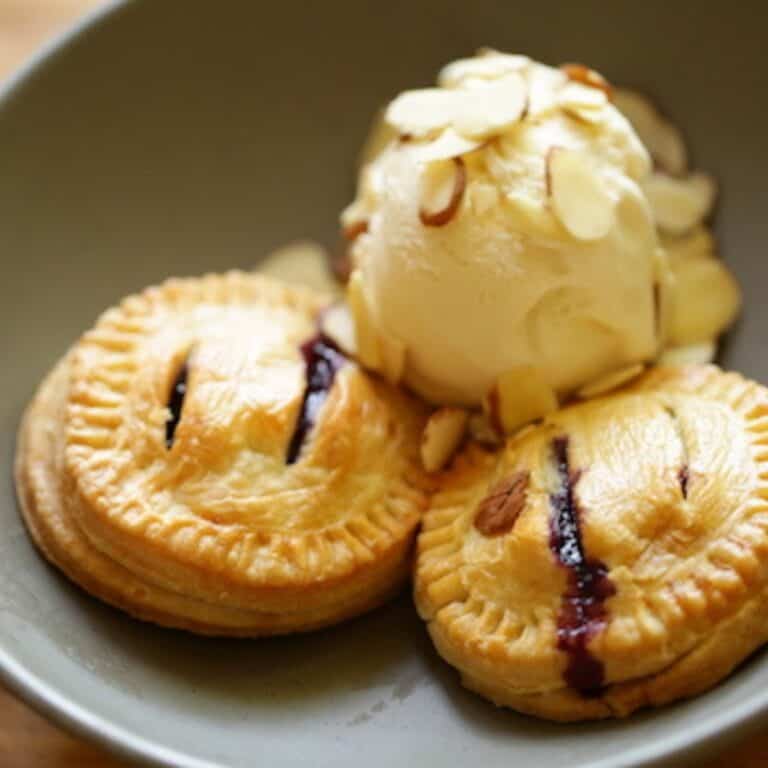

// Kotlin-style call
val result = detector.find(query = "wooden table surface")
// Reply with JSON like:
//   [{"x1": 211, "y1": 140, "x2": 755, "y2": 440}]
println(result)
[{"x1": 1, "y1": 2, "x2": 768, "y2": 767}]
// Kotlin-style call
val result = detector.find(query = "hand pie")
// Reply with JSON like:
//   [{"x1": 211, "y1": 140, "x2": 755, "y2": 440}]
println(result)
[
  {"x1": 16, "y1": 272, "x2": 428, "y2": 635},
  {"x1": 415, "y1": 366, "x2": 768, "y2": 720}
]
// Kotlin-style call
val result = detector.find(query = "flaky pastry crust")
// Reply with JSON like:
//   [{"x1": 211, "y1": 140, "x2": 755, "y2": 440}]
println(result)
[
  {"x1": 17, "y1": 272, "x2": 428, "y2": 635},
  {"x1": 416, "y1": 366, "x2": 768, "y2": 719}
]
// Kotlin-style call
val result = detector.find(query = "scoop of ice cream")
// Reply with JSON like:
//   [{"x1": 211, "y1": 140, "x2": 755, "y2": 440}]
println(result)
[
  {"x1": 342, "y1": 52, "x2": 740, "y2": 423},
  {"x1": 342, "y1": 52, "x2": 664, "y2": 414}
]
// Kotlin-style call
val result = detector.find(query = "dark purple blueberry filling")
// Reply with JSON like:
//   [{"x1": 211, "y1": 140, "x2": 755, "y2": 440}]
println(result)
[
  {"x1": 165, "y1": 363, "x2": 189, "y2": 449},
  {"x1": 549, "y1": 436, "x2": 615, "y2": 696},
  {"x1": 286, "y1": 333, "x2": 347, "y2": 465}
]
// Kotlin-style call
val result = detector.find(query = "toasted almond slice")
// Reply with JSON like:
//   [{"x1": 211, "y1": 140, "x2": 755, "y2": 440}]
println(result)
[
  {"x1": 421, "y1": 407, "x2": 469, "y2": 472},
  {"x1": 577, "y1": 363, "x2": 646, "y2": 399},
  {"x1": 659, "y1": 342, "x2": 716, "y2": 366},
  {"x1": 347, "y1": 270, "x2": 382, "y2": 369},
  {"x1": 527, "y1": 64, "x2": 568, "y2": 117},
  {"x1": 419, "y1": 157, "x2": 467, "y2": 227},
  {"x1": 613, "y1": 88, "x2": 688, "y2": 175},
  {"x1": 379, "y1": 333, "x2": 406, "y2": 385},
  {"x1": 439, "y1": 51, "x2": 529, "y2": 88},
  {"x1": 642, "y1": 172, "x2": 717, "y2": 235},
  {"x1": 414, "y1": 129, "x2": 483, "y2": 162},
  {"x1": 560, "y1": 81, "x2": 608, "y2": 110},
  {"x1": 451, "y1": 73, "x2": 528, "y2": 139},
  {"x1": 258, "y1": 241, "x2": 340, "y2": 295},
  {"x1": 668, "y1": 257, "x2": 741, "y2": 345},
  {"x1": 562, "y1": 104, "x2": 605, "y2": 126},
  {"x1": 385, "y1": 88, "x2": 461, "y2": 137},
  {"x1": 483, "y1": 367, "x2": 558, "y2": 435},
  {"x1": 320, "y1": 302, "x2": 356, "y2": 356},
  {"x1": 547, "y1": 148, "x2": 615, "y2": 241},
  {"x1": 560, "y1": 63, "x2": 613, "y2": 98}
]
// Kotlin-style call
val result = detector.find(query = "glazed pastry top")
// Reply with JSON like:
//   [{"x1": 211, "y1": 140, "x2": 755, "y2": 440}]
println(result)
[
  {"x1": 417, "y1": 366, "x2": 768, "y2": 695},
  {"x1": 66, "y1": 272, "x2": 428, "y2": 592}
]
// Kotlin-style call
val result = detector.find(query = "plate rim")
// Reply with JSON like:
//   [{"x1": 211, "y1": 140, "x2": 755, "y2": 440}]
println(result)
[{"x1": 1, "y1": 2, "x2": 768, "y2": 766}]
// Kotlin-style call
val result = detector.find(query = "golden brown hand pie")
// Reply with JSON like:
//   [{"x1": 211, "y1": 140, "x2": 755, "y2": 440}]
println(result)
[
  {"x1": 415, "y1": 365, "x2": 768, "y2": 720},
  {"x1": 16, "y1": 272, "x2": 429, "y2": 635}
]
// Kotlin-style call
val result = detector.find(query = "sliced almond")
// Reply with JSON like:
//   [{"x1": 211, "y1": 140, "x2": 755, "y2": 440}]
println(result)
[
  {"x1": 378, "y1": 333, "x2": 406, "y2": 385},
  {"x1": 560, "y1": 63, "x2": 613, "y2": 98},
  {"x1": 419, "y1": 157, "x2": 467, "y2": 227},
  {"x1": 577, "y1": 363, "x2": 646, "y2": 399},
  {"x1": 483, "y1": 366, "x2": 558, "y2": 435},
  {"x1": 385, "y1": 88, "x2": 460, "y2": 137},
  {"x1": 659, "y1": 342, "x2": 716, "y2": 366},
  {"x1": 560, "y1": 81, "x2": 608, "y2": 110},
  {"x1": 439, "y1": 51, "x2": 529, "y2": 88},
  {"x1": 258, "y1": 241, "x2": 340, "y2": 295},
  {"x1": 668, "y1": 255, "x2": 741, "y2": 345},
  {"x1": 320, "y1": 303, "x2": 356, "y2": 356},
  {"x1": 547, "y1": 148, "x2": 615, "y2": 241},
  {"x1": 474, "y1": 472, "x2": 530, "y2": 536},
  {"x1": 347, "y1": 270, "x2": 381, "y2": 369},
  {"x1": 414, "y1": 128, "x2": 483, "y2": 163},
  {"x1": 560, "y1": 81, "x2": 608, "y2": 126},
  {"x1": 642, "y1": 172, "x2": 717, "y2": 235},
  {"x1": 451, "y1": 73, "x2": 528, "y2": 139},
  {"x1": 527, "y1": 64, "x2": 568, "y2": 117},
  {"x1": 612, "y1": 88, "x2": 687, "y2": 175},
  {"x1": 420, "y1": 407, "x2": 469, "y2": 472}
]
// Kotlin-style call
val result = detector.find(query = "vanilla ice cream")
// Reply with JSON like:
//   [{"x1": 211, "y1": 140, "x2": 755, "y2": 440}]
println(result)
[{"x1": 341, "y1": 51, "x2": 740, "y2": 429}]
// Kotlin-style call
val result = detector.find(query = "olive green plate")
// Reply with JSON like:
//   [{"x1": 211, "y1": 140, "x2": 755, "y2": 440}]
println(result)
[{"x1": 1, "y1": 1, "x2": 767, "y2": 765}]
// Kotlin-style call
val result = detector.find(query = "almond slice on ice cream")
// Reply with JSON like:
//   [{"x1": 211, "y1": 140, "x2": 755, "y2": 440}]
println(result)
[
  {"x1": 439, "y1": 51, "x2": 529, "y2": 88},
  {"x1": 642, "y1": 172, "x2": 717, "y2": 235},
  {"x1": 419, "y1": 157, "x2": 467, "y2": 227},
  {"x1": 414, "y1": 129, "x2": 483, "y2": 163},
  {"x1": 421, "y1": 407, "x2": 469, "y2": 472},
  {"x1": 451, "y1": 73, "x2": 528, "y2": 139},
  {"x1": 386, "y1": 88, "x2": 463, "y2": 137},
  {"x1": 484, "y1": 367, "x2": 558, "y2": 434},
  {"x1": 547, "y1": 148, "x2": 615, "y2": 241},
  {"x1": 613, "y1": 88, "x2": 688, "y2": 175},
  {"x1": 560, "y1": 63, "x2": 613, "y2": 98}
]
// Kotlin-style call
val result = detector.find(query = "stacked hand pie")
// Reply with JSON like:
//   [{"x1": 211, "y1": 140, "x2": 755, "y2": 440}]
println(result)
[{"x1": 16, "y1": 272, "x2": 429, "y2": 636}]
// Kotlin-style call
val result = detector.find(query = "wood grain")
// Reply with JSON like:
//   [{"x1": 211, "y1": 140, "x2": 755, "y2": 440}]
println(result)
[{"x1": 1, "y1": 2, "x2": 768, "y2": 767}]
